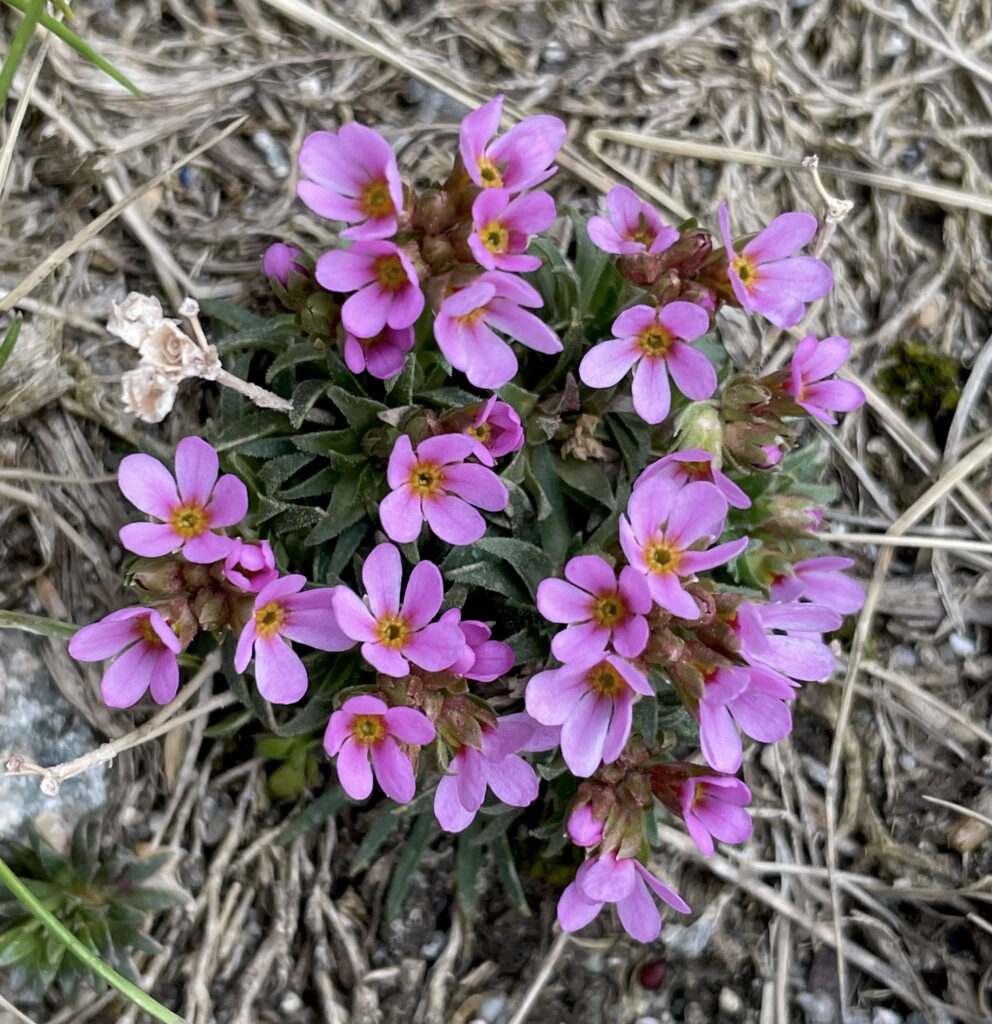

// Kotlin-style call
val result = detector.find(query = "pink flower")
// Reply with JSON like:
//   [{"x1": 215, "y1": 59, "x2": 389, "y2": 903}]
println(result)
[
  {"x1": 435, "y1": 272, "x2": 561, "y2": 389},
  {"x1": 536, "y1": 555, "x2": 652, "y2": 661},
  {"x1": 557, "y1": 852, "x2": 690, "y2": 942},
  {"x1": 262, "y1": 243, "x2": 304, "y2": 285},
  {"x1": 678, "y1": 774, "x2": 753, "y2": 856},
  {"x1": 579, "y1": 302, "x2": 715, "y2": 424},
  {"x1": 526, "y1": 653, "x2": 653, "y2": 777},
  {"x1": 459, "y1": 95, "x2": 566, "y2": 192},
  {"x1": 733, "y1": 601, "x2": 840, "y2": 681},
  {"x1": 718, "y1": 202, "x2": 833, "y2": 329},
  {"x1": 68, "y1": 607, "x2": 181, "y2": 708},
  {"x1": 587, "y1": 185, "x2": 679, "y2": 256},
  {"x1": 380, "y1": 434, "x2": 508, "y2": 546},
  {"x1": 224, "y1": 538, "x2": 279, "y2": 593},
  {"x1": 697, "y1": 664, "x2": 797, "y2": 774},
  {"x1": 620, "y1": 478, "x2": 749, "y2": 619},
  {"x1": 461, "y1": 395, "x2": 524, "y2": 467},
  {"x1": 324, "y1": 695, "x2": 435, "y2": 803},
  {"x1": 440, "y1": 608, "x2": 515, "y2": 681},
  {"x1": 434, "y1": 713, "x2": 556, "y2": 832},
  {"x1": 332, "y1": 543, "x2": 467, "y2": 677},
  {"x1": 118, "y1": 436, "x2": 248, "y2": 564},
  {"x1": 468, "y1": 188, "x2": 556, "y2": 272},
  {"x1": 635, "y1": 448, "x2": 750, "y2": 510},
  {"x1": 783, "y1": 334, "x2": 865, "y2": 424},
  {"x1": 297, "y1": 124, "x2": 403, "y2": 240},
  {"x1": 316, "y1": 240, "x2": 424, "y2": 338},
  {"x1": 343, "y1": 325, "x2": 414, "y2": 380},
  {"x1": 770, "y1": 556, "x2": 865, "y2": 615},
  {"x1": 235, "y1": 575, "x2": 354, "y2": 704},
  {"x1": 567, "y1": 803, "x2": 605, "y2": 848}
]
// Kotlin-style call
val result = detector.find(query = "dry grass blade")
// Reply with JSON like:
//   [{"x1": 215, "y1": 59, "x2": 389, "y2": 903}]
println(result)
[
  {"x1": 0, "y1": 116, "x2": 247, "y2": 316},
  {"x1": 506, "y1": 929, "x2": 570, "y2": 1024},
  {"x1": 825, "y1": 429, "x2": 992, "y2": 1010}
]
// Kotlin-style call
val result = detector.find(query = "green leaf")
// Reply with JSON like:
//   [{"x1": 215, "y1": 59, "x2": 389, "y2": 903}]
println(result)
[
  {"x1": 258, "y1": 452, "x2": 316, "y2": 492},
  {"x1": 552, "y1": 453, "x2": 615, "y2": 510},
  {"x1": 0, "y1": 922, "x2": 42, "y2": 967},
  {"x1": 291, "y1": 428, "x2": 362, "y2": 457},
  {"x1": 385, "y1": 356, "x2": 415, "y2": 404},
  {"x1": 324, "y1": 383, "x2": 387, "y2": 433},
  {"x1": 3, "y1": 0, "x2": 142, "y2": 96},
  {"x1": 276, "y1": 787, "x2": 347, "y2": 847},
  {"x1": 474, "y1": 538, "x2": 553, "y2": 598},
  {"x1": 455, "y1": 824, "x2": 483, "y2": 921},
  {"x1": 526, "y1": 445, "x2": 572, "y2": 562},
  {"x1": 633, "y1": 694, "x2": 658, "y2": 744},
  {"x1": 199, "y1": 298, "x2": 267, "y2": 332},
  {"x1": 385, "y1": 809, "x2": 434, "y2": 921},
  {"x1": 278, "y1": 466, "x2": 339, "y2": 501},
  {"x1": 492, "y1": 832, "x2": 530, "y2": 916},
  {"x1": 444, "y1": 560, "x2": 528, "y2": 603},
  {"x1": 265, "y1": 342, "x2": 326, "y2": 383},
  {"x1": 607, "y1": 412, "x2": 651, "y2": 478},
  {"x1": 289, "y1": 379, "x2": 329, "y2": 429},
  {"x1": 0, "y1": 610, "x2": 77, "y2": 640},
  {"x1": 305, "y1": 465, "x2": 376, "y2": 545},
  {"x1": 349, "y1": 802, "x2": 402, "y2": 874},
  {"x1": 211, "y1": 410, "x2": 289, "y2": 452},
  {"x1": 0, "y1": 316, "x2": 22, "y2": 375}
]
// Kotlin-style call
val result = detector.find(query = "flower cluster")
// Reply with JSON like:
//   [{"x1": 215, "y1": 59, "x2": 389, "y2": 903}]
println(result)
[{"x1": 77, "y1": 96, "x2": 871, "y2": 951}]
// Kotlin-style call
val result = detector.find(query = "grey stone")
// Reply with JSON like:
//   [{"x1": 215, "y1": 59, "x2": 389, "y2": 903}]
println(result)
[
  {"x1": 0, "y1": 631, "x2": 109, "y2": 841},
  {"x1": 797, "y1": 992, "x2": 837, "y2": 1024},
  {"x1": 479, "y1": 994, "x2": 507, "y2": 1022}
]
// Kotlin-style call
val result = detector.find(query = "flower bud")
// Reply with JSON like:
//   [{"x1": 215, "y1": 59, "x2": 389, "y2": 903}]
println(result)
[
  {"x1": 132, "y1": 556, "x2": 187, "y2": 598},
  {"x1": 263, "y1": 243, "x2": 305, "y2": 286},
  {"x1": 567, "y1": 803, "x2": 605, "y2": 847},
  {"x1": 659, "y1": 230, "x2": 712, "y2": 278},
  {"x1": 673, "y1": 402, "x2": 723, "y2": 457},
  {"x1": 300, "y1": 289, "x2": 341, "y2": 342},
  {"x1": 413, "y1": 187, "x2": 458, "y2": 235},
  {"x1": 617, "y1": 251, "x2": 665, "y2": 286}
]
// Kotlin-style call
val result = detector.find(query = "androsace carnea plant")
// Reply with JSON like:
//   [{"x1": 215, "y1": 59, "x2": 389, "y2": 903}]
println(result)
[{"x1": 72, "y1": 94, "x2": 865, "y2": 946}]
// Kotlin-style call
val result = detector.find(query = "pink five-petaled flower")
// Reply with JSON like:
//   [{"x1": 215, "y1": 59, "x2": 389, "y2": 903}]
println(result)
[
  {"x1": 635, "y1": 448, "x2": 751, "y2": 510},
  {"x1": 459, "y1": 94, "x2": 566, "y2": 192},
  {"x1": 536, "y1": 555, "x2": 652, "y2": 661},
  {"x1": 468, "y1": 188, "x2": 556, "y2": 272},
  {"x1": 262, "y1": 243, "x2": 304, "y2": 285},
  {"x1": 770, "y1": 556, "x2": 865, "y2": 615},
  {"x1": 734, "y1": 600, "x2": 840, "y2": 682},
  {"x1": 526, "y1": 653, "x2": 653, "y2": 777},
  {"x1": 697, "y1": 664, "x2": 798, "y2": 774},
  {"x1": 558, "y1": 852, "x2": 690, "y2": 943},
  {"x1": 435, "y1": 271, "x2": 561, "y2": 389},
  {"x1": 440, "y1": 609, "x2": 515, "y2": 681},
  {"x1": 587, "y1": 185, "x2": 680, "y2": 256},
  {"x1": 235, "y1": 575, "x2": 353, "y2": 705},
  {"x1": 68, "y1": 607, "x2": 181, "y2": 708},
  {"x1": 332, "y1": 543, "x2": 467, "y2": 677},
  {"x1": 380, "y1": 434, "x2": 508, "y2": 546},
  {"x1": 678, "y1": 774, "x2": 753, "y2": 856},
  {"x1": 579, "y1": 302, "x2": 715, "y2": 425},
  {"x1": 620, "y1": 477, "x2": 749, "y2": 620},
  {"x1": 461, "y1": 395, "x2": 524, "y2": 467},
  {"x1": 224, "y1": 538, "x2": 279, "y2": 593},
  {"x1": 297, "y1": 124, "x2": 403, "y2": 240},
  {"x1": 118, "y1": 435, "x2": 248, "y2": 564},
  {"x1": 783, "y1": 334, "x2": 866, "y2": 424},
  {"x1": 316, "y1": 240, "x2": 424, "y2": 339},
  {"x1": 434, "y1": 713, "x2": 557, "y2": 832},
  {"x1": 718, "y1": 202, "x2": 833, "y2": 329},
  {"x1": 343, "y1": 325, "x2": 415, "y2": 380},
  {"x1": 324, "y1": 695, "x2": 435, "y2": 803}
]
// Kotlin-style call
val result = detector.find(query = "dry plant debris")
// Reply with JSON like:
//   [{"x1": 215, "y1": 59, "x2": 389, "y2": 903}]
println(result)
[{"x1": 2, "y1": 0, "x2": 992, "y2": 1021}]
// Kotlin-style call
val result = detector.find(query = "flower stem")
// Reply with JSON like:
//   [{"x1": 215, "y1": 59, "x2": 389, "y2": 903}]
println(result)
[{"x1": 0, "y1": 857, "x2": 187, "y2": 1024}]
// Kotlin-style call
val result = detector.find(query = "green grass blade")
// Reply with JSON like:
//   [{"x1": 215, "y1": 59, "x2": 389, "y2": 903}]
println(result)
[
  {"x1": 0, "y1": 856, "x2": 187, "y2": 1024},
  {"x1": 0, "y1": 609, "x2": 78, "y2": 639},
  {"x1": 0, "y1": 316, "x2": 22, "y2": 374},
  {"x1": 0, "y1": 0, "x2": 45, "y2": 108},
  {"x1": 2, "y1": 0, "x2": 143, "y2": 96}
]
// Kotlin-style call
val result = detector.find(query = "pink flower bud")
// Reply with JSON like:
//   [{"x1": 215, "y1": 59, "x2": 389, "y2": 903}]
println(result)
[{"x1": 567, "y1": 804, "x2": 605, "y2": 847}]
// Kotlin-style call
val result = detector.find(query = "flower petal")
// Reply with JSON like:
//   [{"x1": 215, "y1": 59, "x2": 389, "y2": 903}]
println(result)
[
  {"x1": 384, "y1": 706, "x2": 435, "y2": 745},
  {"x1": 207, "y1": 474, "x2": 249, "y2": 527},
  {"x1": 371, "y1": 738, "x2": 417, "y2": 803},
  {"x1": 336, "y1": 738, "x2": 374, "y2": 800},
  {"x1": 363, "y1": 542, "x2": 403, "y2": 617},
  {"x1": 119, "y1": 521, "x2": 182, "y2": 558},
  {"x1": 423, "y1": 493, "x2": 487, "y2": 545},
  {"x1": 254, "y1": 636, "x2": 309, "y2": 704},
  {"x1": 117, "y1": 454, "x2": 177, "y2": 519},
  {"x1": 174, "y1": 436, "x2": 219, "y2": 506}
]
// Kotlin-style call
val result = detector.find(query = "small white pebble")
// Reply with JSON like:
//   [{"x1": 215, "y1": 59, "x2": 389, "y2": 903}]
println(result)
[
  {"x1": 949, "y1": 632, "x2": 976, "y2": 658},
  {"x1": 719, "y1": 988, "x2": 743, "y2": 1016}
]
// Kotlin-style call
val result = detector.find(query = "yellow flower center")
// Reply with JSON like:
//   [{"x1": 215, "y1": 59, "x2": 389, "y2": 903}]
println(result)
[
  {"x1": 630, "y1": 215, "x2": 653, "y2": 245},
  {"x1": 591, "y1": 592, "x2": 626, "y2": 628},
  {"x1": 732, "y1": 254, "x2": 758, "y2": 287},
  {"x1": 350, "y1": 713, "x2": 387, "y2": 746},
  {"x1": 455, "y1": 303, "x2": 487, "y2": 328},
  {"x1": 376, "y1": 613, "x2": 411, "y2": 650},
  {"x1": 681, "y1": 460, "x2": 711, "y2": 480},
  {"x1": 587, "y1": 662, "x2": 627, "y2": 699},
  {"x1": 254, "y1": 601, "x2": 286, "y2": 639},
  {"x1": 137, "y1": 616, "x2": 166, "y2": 648},
  {"x1": 467, "y1": 422, "x2": 491, "y2": 444},
  {"x1": 360, "y1": 178, "x2": 395, "y2": 218},
  {"x1": 408, "y1": 460, "x2": 444, "y2": 498},
  {"x1": 170, "y1": 502, "x2": 209, "y2": 538},
  {"x1": 374, "y1": 254, "x2": 409, "y2": 292},
  {"x1": 477, "y1": 157, "x2": 504, "y2": 188},
  {"x1": 643, "y1": 540, "x2": 683, "y2": 576},
  {"x1": 481, "y1": 219, "x2": 509, "y2": 255},
  {"x1": 637, "y1": 324, "x2": 674, "y2": 358}
]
